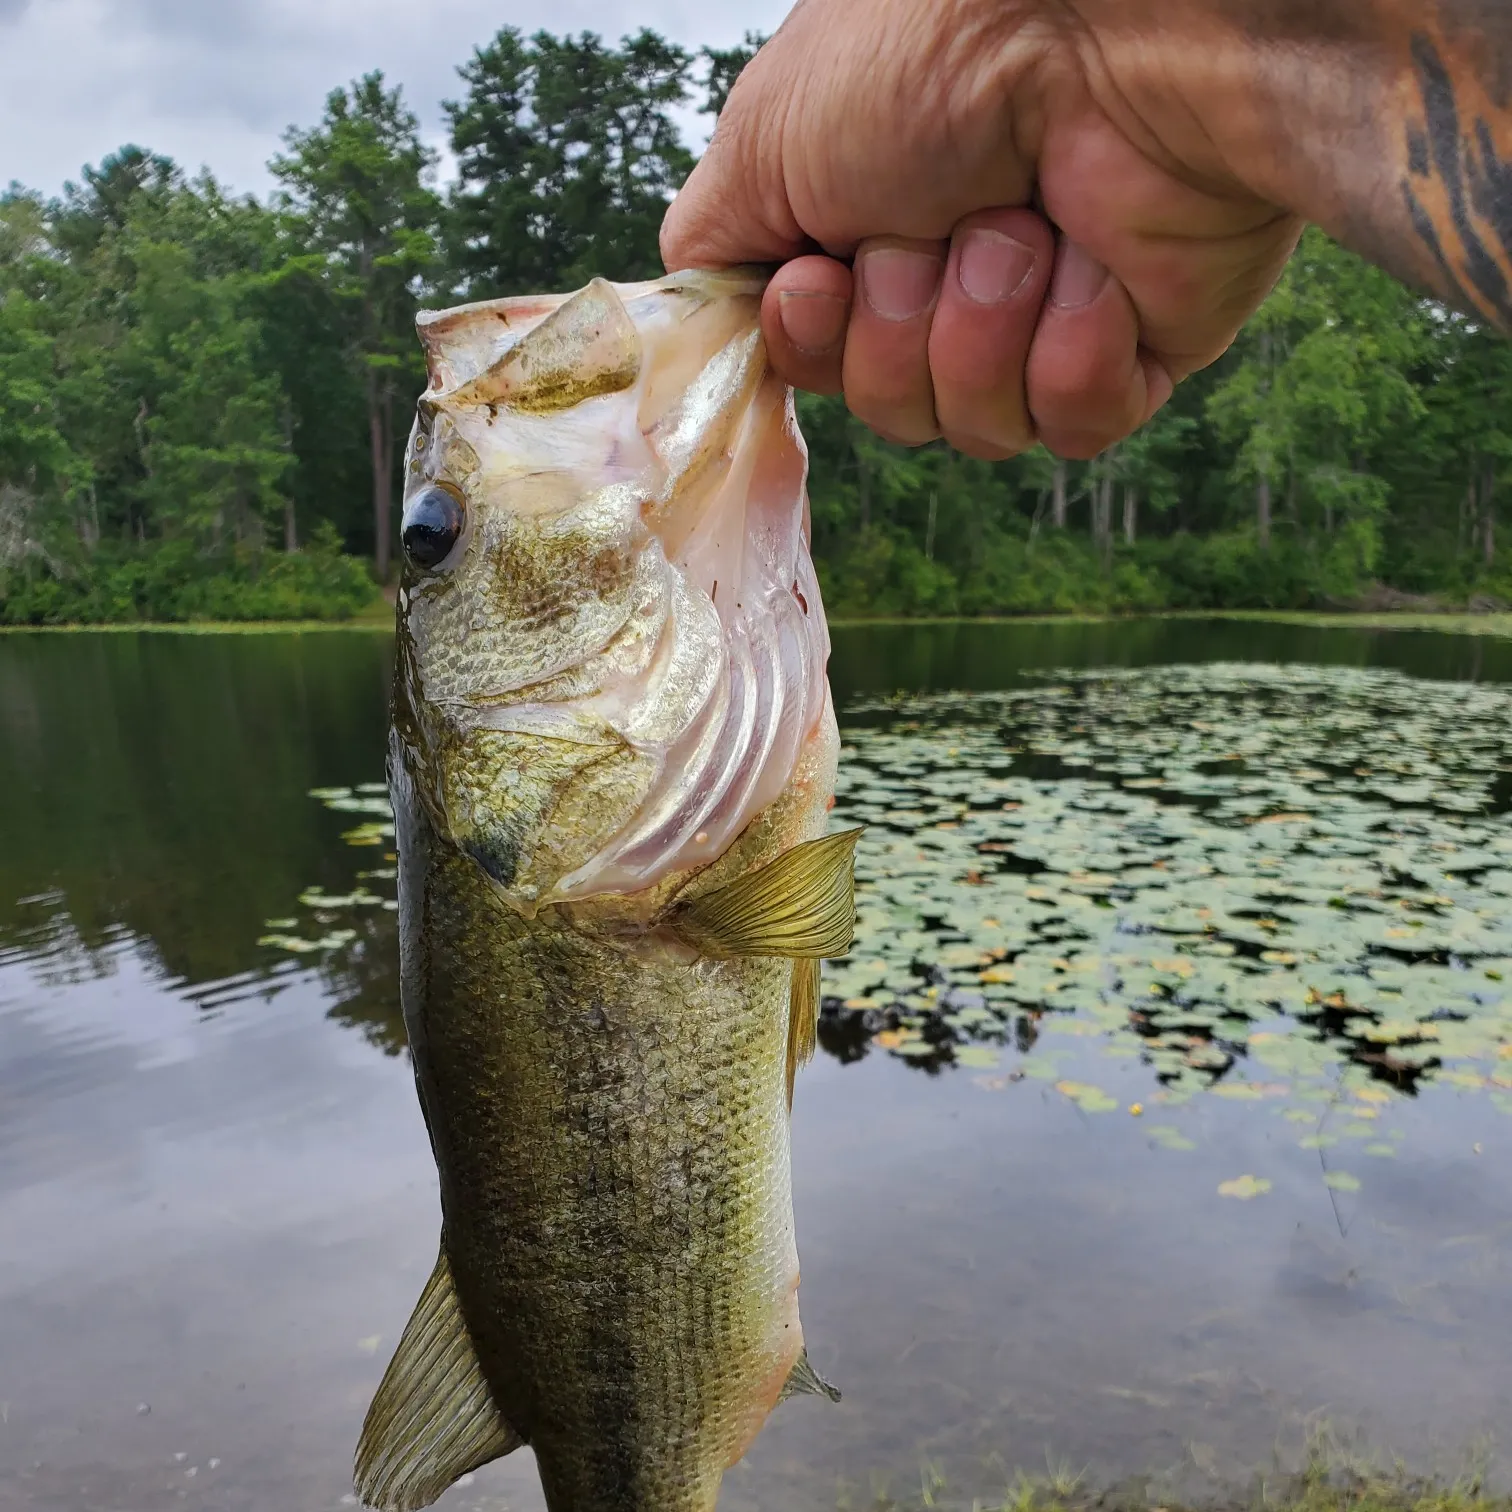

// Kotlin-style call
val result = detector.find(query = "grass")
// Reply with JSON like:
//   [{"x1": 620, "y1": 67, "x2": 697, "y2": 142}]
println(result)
[{"x1": 837, "y1": 1429, "x2": 1506, "y2": 1512}]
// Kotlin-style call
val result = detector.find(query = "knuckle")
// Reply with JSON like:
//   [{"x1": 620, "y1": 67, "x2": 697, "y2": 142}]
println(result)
[
  {"x1": 847, "y1": 387, "x2": 938, "y2": 445},
  {"x1": 852, "y1": 378, "x2": 926, "y2": 416},
  {"x1": 1030, "y1": 363, "x2": 1143, "y2": 446},
  {"x1": 852, "y1": 408, "x2": 939, "y2": 448},
  {"x1": 946, "y1": 431, "x2": 1024, "y2": 462},
  {"x1": 778, "y1": 354, "x2": 845, "y2": 397},
  {"x1": 1032, "y1": 352, "x2": 1113, "y2": 411},
  {"x1": 938, "y1": 399, "x2": 1032, "y2": 457},
  {"x1": 1042, "y1": 429, "x2": 1118, "y2": 463}
]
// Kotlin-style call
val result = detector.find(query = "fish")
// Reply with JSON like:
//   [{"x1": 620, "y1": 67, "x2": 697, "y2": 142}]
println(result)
[{"x1": 355, "y1": 268, "x2": 857, "y2": 1512}]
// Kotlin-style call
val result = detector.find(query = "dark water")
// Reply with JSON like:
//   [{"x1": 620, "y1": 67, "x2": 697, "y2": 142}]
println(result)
[
  {"x1": 3, "y1": 620, "x2": 1512, "y2": 1512},
  {"x1": 827, "y1": 617, "x2": 1512, "y2": 701}
]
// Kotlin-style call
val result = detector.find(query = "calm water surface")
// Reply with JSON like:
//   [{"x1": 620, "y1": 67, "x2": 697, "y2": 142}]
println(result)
[{"x1": 4, "y1": 619, "x2": 1512, "y2": 1511}]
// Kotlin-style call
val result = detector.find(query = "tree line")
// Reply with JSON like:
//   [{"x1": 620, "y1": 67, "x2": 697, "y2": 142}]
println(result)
[{"x1": 2, "y1": 27, "x2": 1510, "y2": 623}]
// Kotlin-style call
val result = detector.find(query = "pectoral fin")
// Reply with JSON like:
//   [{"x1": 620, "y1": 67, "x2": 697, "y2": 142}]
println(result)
[
  {"x1": 787, "y1": 957, "x2": 820, "y2": 1110},
  {"x1": 671, "y1": 828, "x2": 862, "y2": 960},
  {"x1": 781, "y1": 1348, "x2": 842, "y2": 1404},
  {"x1": 354, "y1": 1248, "x2": 522, "y2": 1512}
]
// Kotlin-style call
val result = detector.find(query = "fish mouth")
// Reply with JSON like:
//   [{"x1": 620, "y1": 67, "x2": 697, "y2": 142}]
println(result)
[{"x1": 398, "y1": 271, "x2": 833, "y2": 911}]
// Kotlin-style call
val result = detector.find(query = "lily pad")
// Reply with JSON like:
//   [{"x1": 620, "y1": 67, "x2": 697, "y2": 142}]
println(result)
[
  {"x1": 1055, "y1": 1080, "x2": 1119, "y2": 1113},
  {"x1": 272, "y1": 666, "x2": 1512, "y2": 1200},
  {"x1": 1218, "y1": 1175, "x2": 1272, "y2": 1200},
  {"x1": 954, "y1": 1046, "x2": 1001, "y2": 1070}
]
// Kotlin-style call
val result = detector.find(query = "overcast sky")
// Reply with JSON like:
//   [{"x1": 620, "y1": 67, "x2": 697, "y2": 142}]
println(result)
[{"x1": 0, "y1": 0, "x2": 794, "y2": 198}]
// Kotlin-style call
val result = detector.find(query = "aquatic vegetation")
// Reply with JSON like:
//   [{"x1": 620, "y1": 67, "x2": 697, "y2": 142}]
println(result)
[
  {"x1": 247, "y1": 791, "x2": 403, "y2": 956},
  {"x1": 817, "y1": 664, "x2": 1512, "y2": 1138},
  {"x1": 264, "y1": 662, "x2": 1512, "y2": 1202},
  {"x1": 850, "y1": 1466, "x2": 1509, "y2": 1512},
  {"x1": 1218, "y1": 1175, "x2": 1272, "y2": 1199},
  {"x1": 843, "y1": 1421, "x2": 1506, "y2": 1512}
]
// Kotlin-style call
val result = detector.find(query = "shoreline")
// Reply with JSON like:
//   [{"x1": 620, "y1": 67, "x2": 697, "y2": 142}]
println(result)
[
  {"x1": 5, "y1": 608, "x2": 1512, "y2": 637},
  {"x1": 0, "y1": 616, "x2": 397, "y2": 635}
]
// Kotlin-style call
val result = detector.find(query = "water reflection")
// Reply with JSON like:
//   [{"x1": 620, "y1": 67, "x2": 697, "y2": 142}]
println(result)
[
  {"x1": 0, "y1": 629, "x2": 392, "y2": 980},
  {"x1": 827, "y1": 617, "x2": 1512, "y2": 700},
  {"x1": 5, "y1": 625, "x2": 1512, "y2": 1511}
]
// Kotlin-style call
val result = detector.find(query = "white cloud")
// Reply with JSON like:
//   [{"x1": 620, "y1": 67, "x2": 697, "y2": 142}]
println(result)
[{"x1": 0, "y1": 0, "x2": 791, "y2": 197}]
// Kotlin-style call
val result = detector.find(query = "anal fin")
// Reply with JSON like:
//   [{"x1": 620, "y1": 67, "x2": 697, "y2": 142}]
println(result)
[
  {"x1": 787, "y1": 957, "x2": 820, "y2": 1109},
  {"x1": 671, "y1": 828, "x2": 862, "y2": 960},
  {"x1": 355, "y1": 1247, "x2": 522, "y2": 1512},
  {"x1": 780, "y1": 1348, "x2": 842, "y2": 1404}
]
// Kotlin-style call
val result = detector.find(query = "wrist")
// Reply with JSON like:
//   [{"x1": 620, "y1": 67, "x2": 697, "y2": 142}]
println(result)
[{"x1": 1058, "y1": 0, "x2": 1394, "y2": 227}]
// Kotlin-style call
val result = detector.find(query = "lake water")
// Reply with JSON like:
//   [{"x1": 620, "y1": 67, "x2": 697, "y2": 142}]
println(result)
[{"x1": 5, "y1": 619, "x2": 1512, "y2": 1511}]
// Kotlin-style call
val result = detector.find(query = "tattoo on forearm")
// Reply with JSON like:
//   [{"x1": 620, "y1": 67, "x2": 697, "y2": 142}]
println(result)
[{"x1": 1402, "y1": 30, "x2": 1512, "y2": 329}]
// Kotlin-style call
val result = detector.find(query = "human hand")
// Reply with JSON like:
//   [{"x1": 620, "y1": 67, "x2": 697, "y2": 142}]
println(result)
[{"x1": 661, "y1": 0, "x2": 1304, "y2": 461}]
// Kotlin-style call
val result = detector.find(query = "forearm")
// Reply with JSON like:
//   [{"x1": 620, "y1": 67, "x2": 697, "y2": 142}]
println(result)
[{"x1": 1071, "y1": 0, "x2": 1512, "y2": 329}]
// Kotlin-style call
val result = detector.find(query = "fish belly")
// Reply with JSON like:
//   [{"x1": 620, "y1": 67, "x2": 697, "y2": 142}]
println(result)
[{"x1": 404, "y1": 829, "x2": 804, "y2": 1512}]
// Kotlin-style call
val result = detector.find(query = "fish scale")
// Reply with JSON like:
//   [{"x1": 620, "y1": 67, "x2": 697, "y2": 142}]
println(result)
[
  {"x1": 356, "y1": 270, "x2": 855, "y2": 1512},
  {"x1": 409, "y1": 796, "x2": 804, "y2": 1510}
]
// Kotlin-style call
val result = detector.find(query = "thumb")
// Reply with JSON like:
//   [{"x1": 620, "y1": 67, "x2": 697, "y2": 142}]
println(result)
[{"x1": 661, "y1": 112, "x2": 809, "y2": 273}]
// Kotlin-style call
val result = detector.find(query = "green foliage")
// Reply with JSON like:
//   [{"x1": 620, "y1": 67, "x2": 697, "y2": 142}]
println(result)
[
  {"x1": 273, "y1": 73, "x2": 440, "y2": 581},
  {"x1": 444, "y1": 28, "x2": 695, "y2": 296},
  {"x1": 802, "y1": 225, "x2": 1512, "y2": 617},
  {"x1": 0, "y1": 522, "x2": 377, "y2": 625},
  {"x1": 4, "y1": 37, "x2": 1512, "y2": 624},
  {"x1": 701, "y1": 32, "x2": 767, "y2": 119},
  {"x1": 0, "y1": 284, "x2": 76, "y2": 496},
  {"x1": 129, "y1": 240, "x2": 291, "y2": 548}
]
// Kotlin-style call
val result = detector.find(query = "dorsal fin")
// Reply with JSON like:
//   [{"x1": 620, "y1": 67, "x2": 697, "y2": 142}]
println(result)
[
  {"x1": 669, "y1": 828, "x2": 861, "y2": 961},
  {"x1": 446, "y1": 278, "x2": 641, "y2": 414},
  {"x1": 787, "y1": 957, "x2": 820, "y2": 1109},
  {"x1": 355, "y1": 1247, "x2": 522, "y2": 1512}
]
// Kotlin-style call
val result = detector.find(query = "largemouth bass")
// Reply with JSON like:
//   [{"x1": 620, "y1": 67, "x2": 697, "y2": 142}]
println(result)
[{"x1": 355, "y1": 269, "x2": 856, "y2": 1512}]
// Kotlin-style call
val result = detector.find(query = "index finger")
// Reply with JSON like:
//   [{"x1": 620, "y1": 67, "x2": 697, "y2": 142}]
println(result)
[
  {"x1": 661, "y1": 105, "x2": 808, "y2": 272},
  {"x1": 760, "y1": 256, "x2": 854, "y2": 396}
]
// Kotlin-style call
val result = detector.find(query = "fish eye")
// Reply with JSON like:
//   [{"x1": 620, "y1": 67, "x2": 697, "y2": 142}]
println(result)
[{"x1": 401, "y1": 484, "x2": 464, "y2": 571}]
